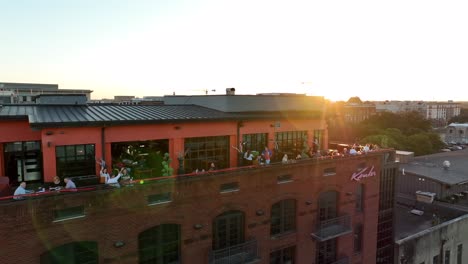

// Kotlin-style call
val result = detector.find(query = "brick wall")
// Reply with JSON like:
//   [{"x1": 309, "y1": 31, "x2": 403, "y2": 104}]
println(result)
[{"x1": 0, "y1": 153, "x2": 383, "y2": 264}]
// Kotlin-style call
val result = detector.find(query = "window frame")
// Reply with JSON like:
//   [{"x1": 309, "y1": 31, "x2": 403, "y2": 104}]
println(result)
[
  {"x1": 184, "y1": 136, "x2": 230, "y2": 172},
  {"x1": 269, "y1": 245, "x2": 296, "y2": 264},
  {"x1": 55, "y1": 144, "x2": 95, "y2": 178},
  {"x1": 270, "y1": 199, "x2": 296, "y2": 236},
  {"x1": 138, "y1": 224, "x2": 181, "y2": 264}
]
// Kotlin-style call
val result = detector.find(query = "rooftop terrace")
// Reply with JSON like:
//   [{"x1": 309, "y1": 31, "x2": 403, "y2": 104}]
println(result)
[{"x1": 0, "y1": 149, "x2": 393, "y2": 203}]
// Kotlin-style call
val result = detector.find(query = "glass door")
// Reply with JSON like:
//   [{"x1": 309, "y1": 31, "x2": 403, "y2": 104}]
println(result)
[{"x1": 4, "y1": 141, "x2": 42, "y2": 185}]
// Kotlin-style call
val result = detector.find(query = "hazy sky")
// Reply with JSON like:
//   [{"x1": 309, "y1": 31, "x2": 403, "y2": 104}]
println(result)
[{"x1": 1, "y1": 0, "x2": 468, "y2": 101}]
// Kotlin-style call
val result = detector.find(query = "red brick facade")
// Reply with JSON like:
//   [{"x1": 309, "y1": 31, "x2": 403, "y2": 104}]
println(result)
[{"x1": 0, "y1": 153, "x2": 384, "y2": 264}]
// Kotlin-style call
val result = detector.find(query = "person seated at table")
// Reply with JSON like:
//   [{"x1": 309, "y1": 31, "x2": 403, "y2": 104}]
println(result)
[
  {"x1": 64, "y1": 177, "x2": 76, "y2": 189},
  {"x1": 13, "y1": 182, "x2": 33, "y2": 200},
  {"x1": 208, "y1": 162, "x2": 216, "y2": 171},
  {"x1": 49, "y1": 176, "x2": 63, "y2": 190}
]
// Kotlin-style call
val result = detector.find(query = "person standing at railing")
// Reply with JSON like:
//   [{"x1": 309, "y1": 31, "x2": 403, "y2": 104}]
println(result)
[
  {"x1": 99, "y1": 166, "x2": 110, "y2": 184},
  {"x1": 262, "y1": 146, "x2": 272, "y2": 165},
  {"x1": 117, "y1": 167, "x2": 130, "y2": 181},
  {"x1": 102, "y1": 167, "x2": 121, "y2": 185},
  {"x1": 13, "y1": 182, "x2": 33, "y2": 200}
]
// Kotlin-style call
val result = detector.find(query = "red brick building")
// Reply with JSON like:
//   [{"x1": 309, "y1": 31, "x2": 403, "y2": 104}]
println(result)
[{"x1": 0, "y1": 94, "x2": 397, "y2": 264}]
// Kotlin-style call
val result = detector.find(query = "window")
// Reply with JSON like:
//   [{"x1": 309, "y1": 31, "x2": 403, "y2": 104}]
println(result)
[
  {"x1": 354, "y1": 224, "x2": 363, "y2": 253},
  {"x1": 220, "y1": 182, "x2": 239, "y2": 193},
  {"x1": 323, "y1": 167, "x2": 336, "y2": 176},
  {"x1": 313, "y1": 130, "x2": 323, "y2": 151},
  {"x1": 270, "y1": 245, "x2": 295, "y2": 264},
  {"x1": 356, "y1": 184, "x2": 364, "y2": 212},
  {"x1": 139, "y1": 224, "x2": 180, "y2": 264},
  {"x1": 445, "y1": 250, "x2": 450, "y2": 264},
  {"x1": 40, "y1": 241, "x2": 98, "y2": 264},
  {"x1": 147, "y1": 192, "x2": 172, "y2": 205},
  {"x1": 213, "y1": 210, "x2": 245, "y2": 250},
  {"x1": 270, "y1": 199, "x2": 296, "y2": 236},
  {"x1": 457, "y1": 244, "x2": 462, "y2": 264},
  {"x1": 53, "y1": 206, "x2": 85, "y2": 222},
  {"x1": 56, "y1": 144, "x2": 95, "y2": 177},
  {"x1": 433, "y1": 255, "x2": 439, "y2": 264},
  {"x1": 243, "y1": 133, "x2": 267, "y2": 153},
  {"x1": 277, "y1": 174, "x2": 293, "y2": 184},
  {"x1": 275, "y1": 131, "x2": 307, "y2": 157},
  {"x1": 184, "y1": 136, "x2": 229, "y2": 172}
]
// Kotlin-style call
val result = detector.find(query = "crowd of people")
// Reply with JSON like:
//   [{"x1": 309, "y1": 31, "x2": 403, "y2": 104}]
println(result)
[
  {"x1": 10, "y1": 143, "x2": 380, "y2": 199},
  {"x1": 13, "y1": 176, "x2": 78, "y2": 200},
  {"x1": 11, "y1": 158, "x2": 132, "y2": 199}
]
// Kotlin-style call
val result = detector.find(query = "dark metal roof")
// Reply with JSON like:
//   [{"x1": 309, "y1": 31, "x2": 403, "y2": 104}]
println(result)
[
  {"x1": 163, "y1": 94, "x2": 325, "y2": 113},
  {"x1": 401, "y1": 149, "x2": 468, "y2": 185},
  {"x1": 0, "y1": 104, "x2": 239, "y2": 128}
]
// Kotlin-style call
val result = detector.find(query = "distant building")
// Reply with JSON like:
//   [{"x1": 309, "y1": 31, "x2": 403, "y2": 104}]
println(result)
[
  {"x1": 394, "y1": 148, "x2": 468, "y2": 264},
  {"x1": 374, "y1": 100, "x2": 461, "y2": 127},
  {"x1": 394, "y1": 202, "x2": 468, "y2": 264},
  {"x1": 445, "y1": 123, "x2": 468, "y2": 144},
  {"x1": 0, "y1": 82, "x2": 92, "y2": 104},
  {"x1": 343, "y1": 97, "x2": 376, "y2": 124},
  {"x1": 325, "y1": 97, "x2": 375, "y2": 143},
  {"x1": 89, "y1": 96, "x2": 164, "y2": 105},
  {"x1": 398, "y1": 149, "x2": 468, "y2": 201}
]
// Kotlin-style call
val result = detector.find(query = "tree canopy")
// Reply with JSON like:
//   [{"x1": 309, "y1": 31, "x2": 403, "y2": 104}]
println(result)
[
  {"x1": 354, "y1": 111, "x2": 444, "y2": 156},
  {"x1": 448, "y1": 108, "x2": 468, "y2": 124}
]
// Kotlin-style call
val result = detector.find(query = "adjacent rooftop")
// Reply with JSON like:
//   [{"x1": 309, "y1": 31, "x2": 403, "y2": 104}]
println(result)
[{"x1": 400, "y1": 148, "x2": 468, "y2": 185}]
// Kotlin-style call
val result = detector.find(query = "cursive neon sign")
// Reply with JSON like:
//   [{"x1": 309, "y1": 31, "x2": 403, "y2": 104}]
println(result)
[{"x1": 351, "y1": 166, "x2": 376, "y2": 181}]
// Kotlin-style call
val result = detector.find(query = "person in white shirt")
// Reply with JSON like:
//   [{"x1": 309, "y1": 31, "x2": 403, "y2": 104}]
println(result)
[
  {"x1": 103, "y1": 168, "x2": 122, "y2": 184},
  {"x1": 64, "y1": 177, "x2": 76, "y2": 189},
  {"x1": 244, "y1": 150, "x2": 254, "y2": 165},
  {"x1": 13, "y1": 182, "x2": 32, "y2": 200}
]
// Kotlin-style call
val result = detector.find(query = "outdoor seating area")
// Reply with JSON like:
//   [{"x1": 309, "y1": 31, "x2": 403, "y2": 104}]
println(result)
[{"x1": 0, "y1": 148, "x2": 391, "y2": 202}]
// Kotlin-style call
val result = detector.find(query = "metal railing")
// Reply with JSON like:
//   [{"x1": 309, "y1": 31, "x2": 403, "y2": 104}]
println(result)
[
  {"x1": 311, "y1": 215, "x2": 352, "y2": 242},
  {"x1": 209, "y1": 239, "x2": 259, "y2": 264}
]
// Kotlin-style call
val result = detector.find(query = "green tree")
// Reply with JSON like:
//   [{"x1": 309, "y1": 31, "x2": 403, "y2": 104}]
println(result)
[
  {"x1": 407, "y1": 134, "x2": 433, "y2": 156},
  {"x1": 448, "y1": 108, "x2": 468, "y2": 123},
  {"x1": 355, "y1": 111, "x2": 444, "y2": 156}
]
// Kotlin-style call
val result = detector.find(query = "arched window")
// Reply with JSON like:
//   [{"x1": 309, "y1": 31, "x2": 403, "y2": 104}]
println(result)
[
  {"x1": 40, "y1": 241, "x2": 98, "y2": 264},
  {"x1": 212, "y1": 210, "x2": 245, "y2": 250},
  {"x1": 270, "y1": 199, "x2": 296, "y2": 236},
  {"x1": 139, "y1": 224, "x2": 181, "y2": 264}
]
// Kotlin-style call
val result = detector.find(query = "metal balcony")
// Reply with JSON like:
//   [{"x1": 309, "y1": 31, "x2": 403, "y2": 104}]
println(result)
[
  {"x1": 311, "y1": 214, "x2": 352, "y2": 242},
  {"x1": 209, "y1": 239, "x2": 260, "y2": 264}
]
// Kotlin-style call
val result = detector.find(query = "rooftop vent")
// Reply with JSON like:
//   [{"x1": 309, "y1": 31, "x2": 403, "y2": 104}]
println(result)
[
  {"x1": 226, "y1": 88, "x2": 235, "y2": 95},
  {"x1": 443, "y1": 160, "x2": 451, "y2": 170}
]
